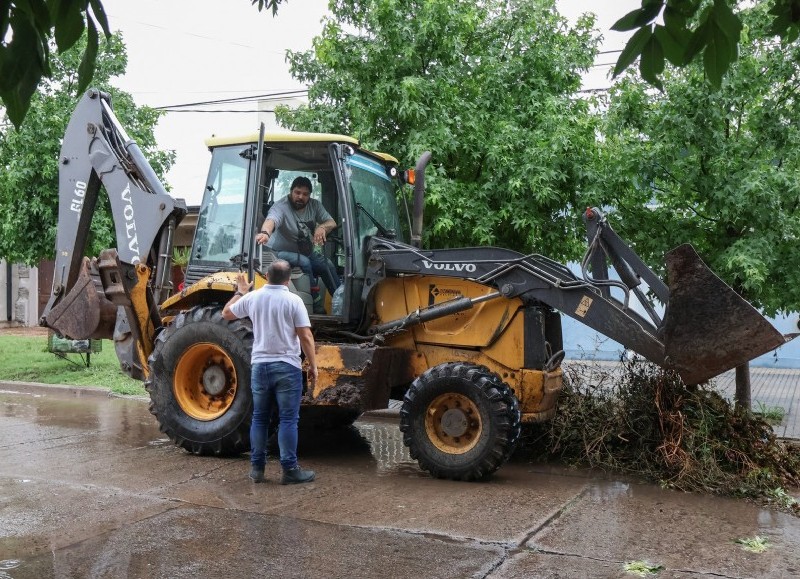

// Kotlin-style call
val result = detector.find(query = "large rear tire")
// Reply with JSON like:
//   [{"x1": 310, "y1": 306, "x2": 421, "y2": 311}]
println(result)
[
  {"x1": 399, "y1": 363, "x2": 521, "y2": 481},
  {"x1": 146, "y1": 306, "x2": 253, "y2": 456}
]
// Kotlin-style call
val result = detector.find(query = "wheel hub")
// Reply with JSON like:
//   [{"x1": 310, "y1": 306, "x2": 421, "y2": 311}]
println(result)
[
  {"x1": 202, "y1": 365, "x2": 227, "y2": 396},
  {"x1": 440, "y1": 408, "x2": 468, "y2": 437},
  {"x1": 424, "y1": 392, "x2": 482, "y2": 455}
]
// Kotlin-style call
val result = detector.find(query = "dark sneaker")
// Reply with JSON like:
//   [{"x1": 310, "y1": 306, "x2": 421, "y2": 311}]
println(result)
[
  {"x1": 312, "y1": 293, "x2": 326, "y2": 315},
  {"x1": 249, "y1": 466, "x2": 266, "y2": 483},
  {"x1": 281, "y1": 466, "x2": 315, "y2": 485}
]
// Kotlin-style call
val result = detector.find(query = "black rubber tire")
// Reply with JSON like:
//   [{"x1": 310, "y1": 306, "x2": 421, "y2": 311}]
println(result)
[
  {"x1": 146, "y1": 306, "x2": 253, "y2": 456},
  {"x1": 399, "y1": 363, "x2": 521, "y2": 481}
]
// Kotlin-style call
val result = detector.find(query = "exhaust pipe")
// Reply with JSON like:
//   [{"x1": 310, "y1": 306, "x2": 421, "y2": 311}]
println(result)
[{"x1": 410, "y1": 151, "x2": 431, "y2": 249}]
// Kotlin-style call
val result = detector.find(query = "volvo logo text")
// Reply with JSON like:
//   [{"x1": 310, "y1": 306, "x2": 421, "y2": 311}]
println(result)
[
  {"x1": 421, "y1": 260, "x2": 477, "y2": 273},
  {"x1": 120, "y1": 183, "x2": 140, "y2": 263}
]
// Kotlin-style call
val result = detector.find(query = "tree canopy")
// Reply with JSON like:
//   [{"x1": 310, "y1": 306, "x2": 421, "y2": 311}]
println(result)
[
  {"x1": 0, "y1": 32, "x2": 173, "y2": 265},
  {"x1": 600, "y1": 2, "x2": 800, "y2": 316},
  {"x1": 0, "y1": 0, "x2": 286, "y2": 128},
  {"x1": 613, "y1": 0, "x2": 800, "y2": 89},
  {"x1": 277, "y1": 0, "x2": 602, "y2": 261}
]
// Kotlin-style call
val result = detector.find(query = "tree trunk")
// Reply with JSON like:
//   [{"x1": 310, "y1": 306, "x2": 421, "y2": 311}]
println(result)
[{"x1": 734, "y1": 362, "x2": 751, "y2": 411}]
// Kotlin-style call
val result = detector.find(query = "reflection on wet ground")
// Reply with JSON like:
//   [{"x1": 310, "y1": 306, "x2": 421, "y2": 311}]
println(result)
[
  {"x1": 352, "y1": 419, "x2": 418, "y2": 475},
  {"x1": 4, "y1": 385, "x2": 800, "y2": 579}
]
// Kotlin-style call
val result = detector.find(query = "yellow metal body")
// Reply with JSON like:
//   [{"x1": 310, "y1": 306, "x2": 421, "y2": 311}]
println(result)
[
  {"x1": 156, "y1": 270, "x2": 561, "y2": 421},
  {"x1": 130, "y1": 263, "x2": 156, "y2": 378},
  {"x1": 374, "y1": 277, "x2": 563, "y2": 423},
  {"x1": 160, "y1": 271, "x2": 267, "y2": 313}
]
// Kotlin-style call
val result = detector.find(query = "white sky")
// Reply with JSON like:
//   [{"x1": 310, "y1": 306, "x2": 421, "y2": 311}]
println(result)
[{"x1": 101, "y1": 0, "x2": 636, "y2": 206}]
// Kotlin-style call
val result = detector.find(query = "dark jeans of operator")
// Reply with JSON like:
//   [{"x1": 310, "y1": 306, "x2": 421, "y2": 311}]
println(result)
[
  {"x1": 250, "y1": 361, "x2": 303, "y2": 471},
  {"x1": 277, "y1": 250, "x2": 340, "y2": 295}
]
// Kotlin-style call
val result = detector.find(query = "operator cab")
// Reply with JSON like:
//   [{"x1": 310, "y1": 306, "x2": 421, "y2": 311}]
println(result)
[{"x1": 187, "y1": 131, "x2": 405, "y2": 323}]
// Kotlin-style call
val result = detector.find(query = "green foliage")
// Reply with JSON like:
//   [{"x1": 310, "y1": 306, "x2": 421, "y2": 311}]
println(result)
[
  {"x1": 600, "y1": 3, "x2": 800, "y2": 315},
  {"x1": 1, "y1": 1, "x2": 288, "y2": 128},
  {"x1": 250, "y1": 0, "x2": 286, "y2": 16},
  {"x1": 526, "y1": 359, "x2": 800, "y2": 512},
  {"x1": 612, "y1": 0, "x2": 800, "y2": 89},
  {"x1": 754, "y1": 401, "x2": 786, "y2": 424},
  {"x1": 172, "y1": 246, "x2": 191, "y2": 268},
  {"x1": 276, "y1": 0, "x2": 602, "y2": 261},
  {"x1": 0, "y1": 0, "x2": 112, "y2": 128},
  {"x1": 623, "y1": 561, "x2": 665, "y2": 577},
  {"x1": 0, "y1": 32, "x2": 174, "y2": 265},
  {"x1": 735, "y1": 535, "x2": 770, "y2": 553}
]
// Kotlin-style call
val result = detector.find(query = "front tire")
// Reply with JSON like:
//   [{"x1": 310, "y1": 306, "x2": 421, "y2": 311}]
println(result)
[
  {"x1": 399, "y1": 363, "x2": 521, "y2": 481},
  {"x1": 146, "y1": 306, "x2": 253, "y2": 456}
]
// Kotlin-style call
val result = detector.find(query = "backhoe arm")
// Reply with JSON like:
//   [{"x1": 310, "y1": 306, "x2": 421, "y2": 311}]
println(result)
[
  {"x1": 364, "y1": 208, "x2": 792, "y2": 385},
  {"x1": 41, "y1": 89, "x2": 186, "y2": 378}
]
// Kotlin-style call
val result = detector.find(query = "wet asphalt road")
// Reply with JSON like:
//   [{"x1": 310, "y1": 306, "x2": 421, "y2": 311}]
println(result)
[{"x1": 1, "y1": 383, "x2": 800, "y2": 578}]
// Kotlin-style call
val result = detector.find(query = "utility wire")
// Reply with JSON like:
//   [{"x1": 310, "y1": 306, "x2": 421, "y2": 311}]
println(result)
[
  {"x1": 163, "y1": 109, "x2": 277, "y2": 113},
  {"x1": 156, "y1": 89, "x2": 308, "y2": 110}
]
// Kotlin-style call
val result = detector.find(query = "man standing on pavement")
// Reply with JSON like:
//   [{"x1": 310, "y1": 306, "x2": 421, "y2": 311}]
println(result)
[
  {"x1": 222, "y1": 260, "x2": 317, "y2": 485},
  {"x1": 255, "y1": 176, "x2": 340, "y2": 314}
]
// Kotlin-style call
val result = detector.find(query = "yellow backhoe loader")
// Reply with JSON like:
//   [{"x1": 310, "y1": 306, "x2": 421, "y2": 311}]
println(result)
[{"x1": 41, "y1": 90, "x2": 793, "y2": 480}]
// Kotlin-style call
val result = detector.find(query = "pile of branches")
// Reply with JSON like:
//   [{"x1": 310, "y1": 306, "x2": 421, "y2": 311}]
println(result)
[{"x1": 525, "y1": 358, "x2": 800, "y2": 512}]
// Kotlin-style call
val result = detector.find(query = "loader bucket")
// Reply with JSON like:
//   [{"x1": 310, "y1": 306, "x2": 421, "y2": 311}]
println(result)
[
  {"x1": 42, "y1": 257, "x2": 117, "y2": 340},
  {"x1": 661, "y1": 244, "x2": 791, "y2": 385}
]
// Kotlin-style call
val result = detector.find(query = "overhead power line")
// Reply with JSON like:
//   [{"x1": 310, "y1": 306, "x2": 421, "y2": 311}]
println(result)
[
  {"x1": 155, "y1": 89, "x2": 308, "y2": 111},
  {"x1": 164, "y1": 109, "x2": 276, "y2": 113}
]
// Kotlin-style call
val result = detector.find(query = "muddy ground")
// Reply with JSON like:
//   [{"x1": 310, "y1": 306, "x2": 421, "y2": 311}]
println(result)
[
  {"x1": 2, "y1": 382, "x2": 800, "y2": 577},
  {"x1": 0, "y1": 325, "x2": 49, "y2": 337}
]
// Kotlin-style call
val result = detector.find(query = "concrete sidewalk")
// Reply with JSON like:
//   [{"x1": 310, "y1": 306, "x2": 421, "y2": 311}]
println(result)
[{"x1": 714, "y1": 366, "x2": 800, "y2": 439}]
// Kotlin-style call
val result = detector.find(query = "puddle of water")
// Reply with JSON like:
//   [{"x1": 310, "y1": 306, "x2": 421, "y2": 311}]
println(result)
[
  {"x1": 353, "y1": 420, "x2": 419, "y2": 475},
  {"x1": 0, "y1": 561, "x2": 20, "y2": 570},
  {"x1": 587, "y1": 480, "x2": 632, "y2": 499}
]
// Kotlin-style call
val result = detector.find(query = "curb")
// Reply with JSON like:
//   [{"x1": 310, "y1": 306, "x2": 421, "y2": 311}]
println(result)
[{"x1": 0, "y1": 380, "x2": 149, "y2": 402}]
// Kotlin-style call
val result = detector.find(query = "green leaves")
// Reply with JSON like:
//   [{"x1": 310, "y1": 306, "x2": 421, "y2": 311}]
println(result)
[
  {"x1": 0, "y1": 0, "x2": 111, "y2": 129},
  {"x1": 614, "y1": 26, "x2": 654, "y2": 78},
  {"x1": 278, "y1": 0, "x2": 600, "y2": 260},
  {"x1": 602, "y1": 3, "x2": 800, "y2": 314},
  {"x1": 611, "y1": 0, "x2": 663, "y2": 32},
  {"x1": 613, "y1": 0, "x2": 744, "y2": 89},
  {"x1": 78, "y1": 15, "x2": 99, "y2": 95},
  {"x1": 250, "y1": 0, "x2": 286, "y2": 16},
  {"x1": 0, "y1": 32, "x2": 173, "y2": 264},
  {"x1": 641, "y1": 31, "x2": 665, "y2": 89},
  {"x1": 53, "y1": 0, "x2": 86, "y2": 53},
  {"x1": 768, "y1": 0, "x2": 800, "y2": 41}
]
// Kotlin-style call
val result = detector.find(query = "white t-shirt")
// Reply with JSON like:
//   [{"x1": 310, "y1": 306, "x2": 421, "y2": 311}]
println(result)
[{"x1": 229, "y1": 284, "x2": 311, "y2": 368}]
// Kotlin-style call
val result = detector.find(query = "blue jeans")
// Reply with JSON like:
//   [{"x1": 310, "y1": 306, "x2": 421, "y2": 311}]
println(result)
[
  {"x1": 250, "y1": 361, "x2": 303, "y2": 471},
  {"x1": 277, "y1": 250, "x2": 340, "y2": 296}
]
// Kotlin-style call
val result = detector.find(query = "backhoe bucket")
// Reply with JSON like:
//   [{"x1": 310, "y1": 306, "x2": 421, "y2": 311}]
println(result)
[
  {"x1": 661, "y1": 244, "x2": 790, "y2": 385},
  {"x1": 41, "y1": 256, "x2": 117, "y2": 340}
]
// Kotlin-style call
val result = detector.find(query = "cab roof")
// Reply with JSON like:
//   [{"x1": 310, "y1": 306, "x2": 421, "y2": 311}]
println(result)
[{"x1": 205, "y1": 131, "x2": 398, "y2": 164}]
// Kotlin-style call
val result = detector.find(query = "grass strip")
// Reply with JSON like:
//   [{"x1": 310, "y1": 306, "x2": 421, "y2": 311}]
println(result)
[{"x1": 0, "y1": 335, "x2": 145, "y2": 396}]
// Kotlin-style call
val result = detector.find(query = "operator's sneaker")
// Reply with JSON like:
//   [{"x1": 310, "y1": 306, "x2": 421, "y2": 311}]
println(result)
[
  {"x1": 249, "y1": 465, "x2": 266, "y2": 483},
  {"x1": 312, "y1": 293, "x2": 326, "y2": 314},
  {"x1": 281, "y1": 466, "x2": 315, "y2": 485}
]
